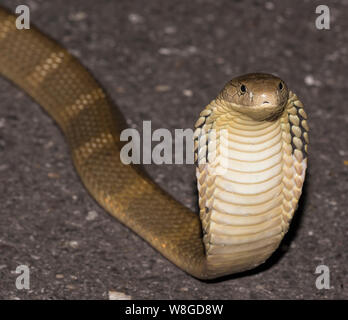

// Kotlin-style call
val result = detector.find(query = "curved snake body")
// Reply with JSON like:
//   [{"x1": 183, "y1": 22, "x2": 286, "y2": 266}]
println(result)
[{"x1": 0, "y1": 7, "x2": 308, "y2": 279}]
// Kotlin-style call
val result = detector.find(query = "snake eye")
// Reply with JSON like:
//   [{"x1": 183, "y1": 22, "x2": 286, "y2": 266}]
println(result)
[
  {"x1": 278, "y1": 82, "x2": 283, "y2": 90},
  {"x1": 240, "y1": 84, "x2": 246, "y2": 94}
]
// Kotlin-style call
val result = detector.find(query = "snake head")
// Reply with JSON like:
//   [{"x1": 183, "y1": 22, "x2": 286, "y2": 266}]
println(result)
[{"x1": 218, "y1": 73, "x2": 289, "y2": 121}]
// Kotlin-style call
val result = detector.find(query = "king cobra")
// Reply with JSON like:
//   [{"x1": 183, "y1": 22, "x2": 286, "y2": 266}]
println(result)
[{"x1": 0, "y1": 7, "x2": 308, "y2": 279}]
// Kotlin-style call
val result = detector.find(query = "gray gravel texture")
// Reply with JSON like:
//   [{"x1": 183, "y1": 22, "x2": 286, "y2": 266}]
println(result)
[{"x1": 0, "y1": 0, "x2": 347, "y2": 299}]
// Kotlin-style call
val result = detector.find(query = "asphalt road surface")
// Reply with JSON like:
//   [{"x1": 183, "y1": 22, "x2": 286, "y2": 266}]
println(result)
[{"x1": 0, "y1": 0, "x2": 347, "y2": 299}]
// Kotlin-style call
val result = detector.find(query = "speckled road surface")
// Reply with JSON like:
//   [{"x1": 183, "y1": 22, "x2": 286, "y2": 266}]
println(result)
[{"x1": 0, "y1": 0, "x2": 347, "y2": 299}]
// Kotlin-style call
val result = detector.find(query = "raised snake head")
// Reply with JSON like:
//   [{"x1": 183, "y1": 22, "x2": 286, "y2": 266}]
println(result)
[{"x1": 218, "y1": 73, "x2": 289, "y2": 121}]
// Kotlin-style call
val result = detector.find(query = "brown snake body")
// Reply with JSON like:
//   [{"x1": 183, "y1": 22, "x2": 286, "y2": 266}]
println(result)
[{"x1": 0, "y1": 7, "x2": 308, "y2": 279}]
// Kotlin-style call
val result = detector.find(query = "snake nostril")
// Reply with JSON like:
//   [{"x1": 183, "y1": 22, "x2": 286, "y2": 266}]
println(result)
[{"x1": 263, "y1": 101, "x2": 269, "y2": 104}]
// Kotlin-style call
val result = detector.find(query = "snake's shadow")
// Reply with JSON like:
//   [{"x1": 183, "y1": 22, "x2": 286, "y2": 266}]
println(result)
[{"x1": 201, "y1": 170, "x2": 310, "y2": 284}]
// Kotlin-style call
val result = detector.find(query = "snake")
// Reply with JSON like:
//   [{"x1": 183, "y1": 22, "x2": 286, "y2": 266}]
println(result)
[{"x1": 0, "y1": 6, "x2": 308, "y2": 279}]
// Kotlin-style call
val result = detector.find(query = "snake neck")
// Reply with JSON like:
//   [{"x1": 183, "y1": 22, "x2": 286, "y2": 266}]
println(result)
[{"x1": 194, "y1": 98, "x2": 302, "y2": 277}]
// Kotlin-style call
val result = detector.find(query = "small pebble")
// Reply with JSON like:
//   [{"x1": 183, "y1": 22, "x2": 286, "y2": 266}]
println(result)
[
  {"x1": 183, "y1": 89, "x2": 193, "y2": 97},
  {"x1": 128, "y1": 13, "x2": 144, "y2": 24},
  {"x1": 186, "y1": 46, "x2": 197, "y2": 54},
  {"x1": 265, "y1": 2, "x2": 275, "y2": 10},
  {"x1": 338, "y1": 150, "x2": 345, "y2": 156},
  {"x1": 69, "y1": 241, "x2": 79, "y2": 249},
  {"x1": 158, "y1": 48, "x2": 172, "y2": 55},
  {"x1": 108, "y1": 291, "x2": 132, "y2": 300},
  {"x1": 69, "y1": 12, "x2": 87, "y2": 22},
  {"x1": 155, "y1": 85, "x2": 171, "y2": 92},
  {"x1": 86, "y1": 210, "x2": 98, "y2": 221},
  {"x1": 47, "y1": 172, "x2": 60, "y2": 179},
  {"x1": 44, "y1": 141, "x2": 54, "y2": 149},
  {"x1": 304, "y1": 75, "x2": 321, "y2": 87},
  {"x1": 66, "y1": 284, "x2": 76, "y2": 290}
]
